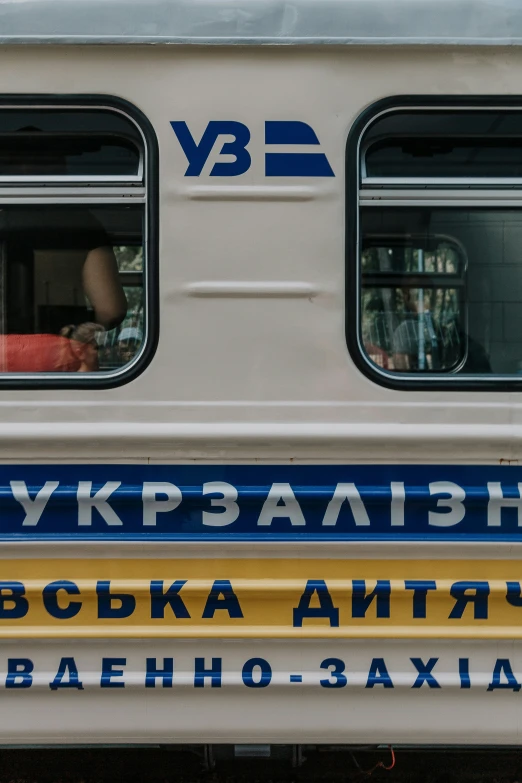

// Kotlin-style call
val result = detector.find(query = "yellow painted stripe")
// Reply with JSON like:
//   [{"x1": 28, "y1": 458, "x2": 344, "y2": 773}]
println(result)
[
  {"x1": 5, "y1": 579, "x2": 521, "y2": 595},
  {"x1": 0, "y1": 558, "x2": 518, "y2": 639},
  {"x1": 0, "y1": 626, "x2": 522, "y2": 640}
]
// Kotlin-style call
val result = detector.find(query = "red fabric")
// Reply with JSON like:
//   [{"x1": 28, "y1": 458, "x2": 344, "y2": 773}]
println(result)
[{"x1": 0, "y1": 334, "x2": 81, "y2": 372}]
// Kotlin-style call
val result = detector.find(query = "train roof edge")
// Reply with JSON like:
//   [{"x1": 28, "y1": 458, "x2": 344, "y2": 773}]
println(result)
[{"x1": 0, "y1": 0, "x2": 519, "y2": 46}]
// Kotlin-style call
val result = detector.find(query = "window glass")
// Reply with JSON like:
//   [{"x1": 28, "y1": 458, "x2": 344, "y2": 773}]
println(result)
[
  {"x1": 1, "y1": 205, "x2": 144, "y2": 373},
  {"x1": 363, "y1": 111, "x2": 522, "y2": 179},
  {"x1": 365, "y1": 136, "x2": 522, "y2": 179},
  {"x1": 98, "y1": 246, "x2": 144, "y2": 371},
  {"x1": 0, "y1": 111, "x2": 141, "y2": 177},
  {"x1": 0, "y1": 105, "x2": 149, "y2": 380},
  {"x1": 360, "y1": 207, "x2": 522, "y2": 375},
  {"x1": 362, "y1": 229, "x2": 464, "y2": 372},
  {"x1": 354, "y1": 105, "x2": 522, "y2": 383}
]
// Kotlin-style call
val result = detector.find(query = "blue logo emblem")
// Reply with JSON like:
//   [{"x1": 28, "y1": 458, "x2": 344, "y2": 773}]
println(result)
[
  {"x1": 264, "y1": 121, "x2": 334, "y2": 177},
  {"x1": 170, "y1": 120, "x2": 334, "y2": 177}
]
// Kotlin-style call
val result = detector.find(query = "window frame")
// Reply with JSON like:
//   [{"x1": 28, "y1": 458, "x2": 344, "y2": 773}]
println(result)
[
  {"x1": 0, "y1": 94, "x2": 158, "y2": 390},
  {"x1": 346, "y1": 95, "x2": 522, "y2": 391}
]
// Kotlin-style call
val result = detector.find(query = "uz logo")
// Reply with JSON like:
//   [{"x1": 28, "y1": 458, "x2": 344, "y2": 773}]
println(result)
[{"x1": 170, "y1": 120, "x2": 334, "y2": 177}]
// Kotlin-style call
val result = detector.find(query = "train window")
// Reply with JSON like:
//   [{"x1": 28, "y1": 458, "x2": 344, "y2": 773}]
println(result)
[
  {"x1": 0, "y1": 102, "x2": 156, "y2": 387},
  {"x1": 0, "y1": 110, "x2": 142, "y2": 179},
  {"x1": 348, "y1": 102, "x2": 522, "y2": 388}
]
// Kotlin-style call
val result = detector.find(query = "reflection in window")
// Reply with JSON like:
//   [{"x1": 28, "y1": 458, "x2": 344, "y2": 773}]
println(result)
[
  {"x1": 355, "y1": 106, "x2": 522, "y2": 381},
  {"x1": 97, "y1": 245, "x2": 144, "y2": 370},
  {"x1": 361, "y1": 230, "x2": 466, "y2": 372},
  {"x1": 359, "y1": 207, "x2": 522, "y2": 375}
]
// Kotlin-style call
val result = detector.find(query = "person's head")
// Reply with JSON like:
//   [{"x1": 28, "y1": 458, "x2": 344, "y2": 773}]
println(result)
[
  {"x1": 60, "y1": 322, "x2": 105, "y2": 372},
  {"x1": 117, "y1": 326, "x2": 142, "y2": 365}
]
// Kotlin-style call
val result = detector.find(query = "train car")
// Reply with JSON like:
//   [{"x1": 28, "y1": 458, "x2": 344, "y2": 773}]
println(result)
[{"x1": 0, "y1": 0, "x2": 521, "y2": 761}]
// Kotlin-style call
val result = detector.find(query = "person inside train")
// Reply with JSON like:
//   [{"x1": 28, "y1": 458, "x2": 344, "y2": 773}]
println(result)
[
  {"x1": 0, "y1": 127, "x2": 128, "y2": 371},
  {"x1": 0, "y1": 209, "x2": 128, "y2": 372},
  {"x1": 392, "y1": 285, "x2": 491, "y2": 373}
]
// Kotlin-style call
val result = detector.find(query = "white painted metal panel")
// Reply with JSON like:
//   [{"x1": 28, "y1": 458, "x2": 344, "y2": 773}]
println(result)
[
  {"x1": 0, "y1": 46, "x2": 513, "y2": 460},
  {"x1": 0, "y1": 639, "x2": 516, "y2": 744}
]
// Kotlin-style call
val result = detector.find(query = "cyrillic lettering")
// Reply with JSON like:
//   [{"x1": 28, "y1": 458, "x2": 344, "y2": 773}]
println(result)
[
  {"x1": 170, "y1": 121, "x2": 251, "y2": 177},
  {"x1": 320, "y1": 658, "x2": 347, "y2": 688},
  {"x1": 506, "y1": 581, "x2": 522, "y2": 607},
  {"x1": 487, "y1": 659, "x2": 521, "y2": 691},
  {"x1": 404, "y1": 580, "x2": 437, "y2": 619},
  {"x1": 194, "y1": 657, "x2": 222, "y2": 688},
  {"x1": 411, "y1": 657, "x2": 440, "y2": 689},
  {"x1": 170, "y1": 121, "x2": 217, "y2": 176},
  {"x1": 390, "y1": 482, "x2": 405, "y2": 526},
  {"x1": 49, "y1": 657, "x2": 83, "y2": 690},
  {"x1": 202, "y1": 580, "x2": 243, "y2": 618},
  {"x1": 257, "y1": 483, "x2": 306, "y2": 526},
  {"x1": 293, "y1": 580, "x2": 339, "y2": 628},
  {"x1": 145, "y1": 658, "x2": 174, "y2": 688},
  {"x1": 449, "y1": 581, "x2": 489, "y2": 619},
  {"x1": 322, "y1": 483, "x2": 370, "y2": 527},
  {"x1": 202, "y1": 482, "x2": 240, "y2": 527},
  {"x1": 207, "y1": 122, "x2": 251, "y2": 177},
  {"x1": 428, "y1": 482, "x2": 466, "y2": 526},
  {"x1": 487, "y1": 482, "x2": 522, "y2": 526},
  {"x1": 459, "y1": 658, "x2": 471, "y2": 689},
  {"x1": 96, "y1": 581, "x2": 136, "y2": 619},
  {"x1": 242, "y1": 658, "x2": 272, "y2": 688},
  {"x1": 366, "y1": 658, "x2": 394, "y2": 688},
  {"x1": 150, "y1": 580, "x2": 190, "y2": 619},
  {"x1": 77, "y1": 481, "x2": 123, "y2": 526},
  {"x1": 0, "y1": 582, "x2": 28, "y2": 619},
  {"x1": 352, "y1": 580, "x2": 391, "y2": 618},
  {"x1": 43, "y1": 580, "x2": 81, "y2": 619},
  {"x1": 11, "y1": 481, "x2": 59, "y2": 526},
  {"x1": 101, "y1": 658, "x2": 126, "y2": 688},
  {"x1": 142, "y1": 482, "x2": 182, "y2": 526},
  {"x1": 6, "y1": 658, "x2": 33, "y2": 689}
]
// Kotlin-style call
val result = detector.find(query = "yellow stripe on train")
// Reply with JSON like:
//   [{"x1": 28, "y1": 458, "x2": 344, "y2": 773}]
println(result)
[{"x1": 0, "y1": 559, "x2": 520, "y2": 638}]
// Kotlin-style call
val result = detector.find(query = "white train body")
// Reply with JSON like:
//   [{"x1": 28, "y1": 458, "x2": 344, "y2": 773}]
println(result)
[{"x1": 0, "y1": 0, "x2": 519, "y2": 746}]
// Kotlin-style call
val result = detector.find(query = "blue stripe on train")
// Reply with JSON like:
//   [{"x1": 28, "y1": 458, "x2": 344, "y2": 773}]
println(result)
[{"x1": 0, "y1": 464, "x2": 520, "y2": 540}]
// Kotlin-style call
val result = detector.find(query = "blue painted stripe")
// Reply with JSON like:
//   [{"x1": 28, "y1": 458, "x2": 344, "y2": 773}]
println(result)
[
  {"x1": 0, "y1": 464, "x2": 518, "y2": 541},
  {"x1": 265, "y1": 152, "x2": 335, "y2": 177},
  {"x1": 265, "y1": 121, "x2": 320, "y2": 145}
]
